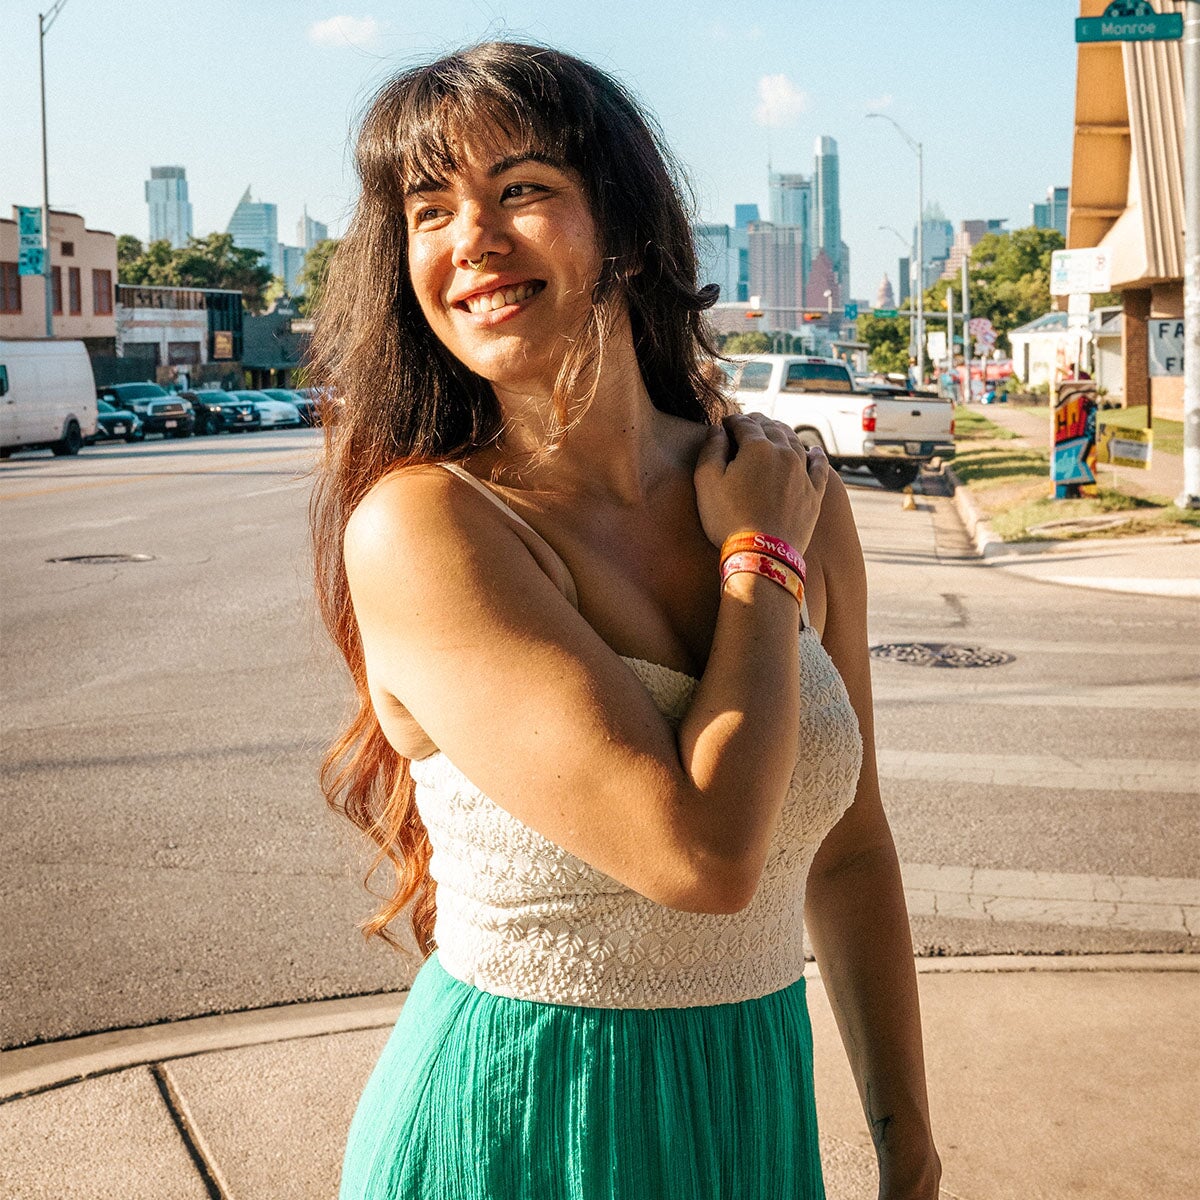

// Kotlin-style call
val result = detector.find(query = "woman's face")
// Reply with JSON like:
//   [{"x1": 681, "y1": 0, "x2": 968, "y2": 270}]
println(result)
[{"x1": 403, "y1": 135, "x2": 603, "y2": 396}]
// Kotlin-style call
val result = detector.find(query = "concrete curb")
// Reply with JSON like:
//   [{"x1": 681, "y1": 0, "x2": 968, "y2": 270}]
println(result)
[
  {"x1": 946, "y1": 465, "x2": 1009, "y2": 559},
  {"x1": 3, "y1": 954, "x2": 1195, "y2": 1103}
]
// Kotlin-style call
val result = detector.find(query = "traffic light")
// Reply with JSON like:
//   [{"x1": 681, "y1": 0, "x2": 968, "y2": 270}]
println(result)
[
  {"x1": 803, "y1": 311, "x2": 822, "y2": 322},
  {"x1": 744, "y1": 310, "x2": 764, "y2": 319}
]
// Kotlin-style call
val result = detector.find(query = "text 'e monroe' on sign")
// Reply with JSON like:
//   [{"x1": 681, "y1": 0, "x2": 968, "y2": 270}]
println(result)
[{"x1": 1076, "y1": 2, "x2": 1183, "y2": 43}]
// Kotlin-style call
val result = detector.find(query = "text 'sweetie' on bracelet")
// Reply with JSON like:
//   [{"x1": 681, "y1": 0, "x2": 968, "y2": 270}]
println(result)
[
  {"x1": 719, "y1": 551, "x2": 805, "y2": 608},
  {"x1": 720, "y1": 532, "x2": 806, "y2": 584}
]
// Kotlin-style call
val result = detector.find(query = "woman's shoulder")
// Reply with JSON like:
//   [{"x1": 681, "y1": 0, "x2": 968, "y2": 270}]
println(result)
[{"x1": 345, "y1": 463, "x2": 488, "y2": 562}]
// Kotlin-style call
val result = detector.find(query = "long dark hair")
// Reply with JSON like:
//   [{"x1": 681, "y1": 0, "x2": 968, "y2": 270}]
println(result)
[{"x1": 310, "y1": 42, "x2": 727, "y2": 954}]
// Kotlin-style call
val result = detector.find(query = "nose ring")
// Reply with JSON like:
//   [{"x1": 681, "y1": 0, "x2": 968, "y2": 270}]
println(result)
[{"x1": 465, "y1": 252, "x2": 490, "y2": 271}]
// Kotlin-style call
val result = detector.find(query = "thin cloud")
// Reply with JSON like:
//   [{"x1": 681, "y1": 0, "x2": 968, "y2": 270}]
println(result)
[
  {"x1": 308, "y1": 16, "x2": 381, "y2": 49},
  {"x1": 754, "y1": 75, "x2": 809, "y2": 128},
  {"x1": 865, "y1": 93, "x2": 895, "y2": 113}
]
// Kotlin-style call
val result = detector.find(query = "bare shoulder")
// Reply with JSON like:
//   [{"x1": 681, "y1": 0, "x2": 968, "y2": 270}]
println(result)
[{"x1": 344, "y1": 464, "x2": 489, "y2": 570}]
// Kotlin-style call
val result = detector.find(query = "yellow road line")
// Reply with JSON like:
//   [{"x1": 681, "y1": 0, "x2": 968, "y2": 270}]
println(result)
[{"x1": 0, "y1": 450, "x2": 317, "y2": 501}]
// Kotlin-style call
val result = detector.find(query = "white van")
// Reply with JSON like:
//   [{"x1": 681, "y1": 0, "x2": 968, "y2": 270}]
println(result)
[{"x1": 0, "y1": 339, "x2": 99, "y2": 458}]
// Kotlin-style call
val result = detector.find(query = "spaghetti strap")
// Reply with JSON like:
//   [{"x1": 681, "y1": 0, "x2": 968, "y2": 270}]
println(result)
[
  {"x1": 438, "y1": 462, "x2": 544, "y2": 539},
  {"x1": 437, "y1": 463, "x2": 574, "y2": 600},
  {"x1": 800, "y1": 593, "x2": 811, "y2": 630}
]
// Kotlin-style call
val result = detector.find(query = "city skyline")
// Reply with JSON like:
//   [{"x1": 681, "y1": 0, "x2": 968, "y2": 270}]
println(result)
[{"x1": 3, "y1": 0, "x2": 1082, "y2": 299}]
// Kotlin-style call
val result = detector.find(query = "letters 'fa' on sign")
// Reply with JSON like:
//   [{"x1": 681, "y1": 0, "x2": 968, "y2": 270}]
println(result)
[
  {"x1": 1148, "y1": 319, "x2": 1184, "y2": 377},
  {"x1": 1076, "y1": 1, "x2": 1183, "y2": 42}
]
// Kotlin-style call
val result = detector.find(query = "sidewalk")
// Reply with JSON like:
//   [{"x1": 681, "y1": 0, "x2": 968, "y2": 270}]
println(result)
[{"x1": 2, "y1": 956, "x2": 1196, "y2": 1200}]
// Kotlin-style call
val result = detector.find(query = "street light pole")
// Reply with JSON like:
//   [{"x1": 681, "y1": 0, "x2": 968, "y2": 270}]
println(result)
[
  {"x1": 868, "y1": 112, "x2": 926, "y2": 382},
  {"x1": 37, "y1": 0, "x2": 71, "y2": 340},
  {"x1": 1181, "y1": 0, "x2": 1199, "y2": 507}
]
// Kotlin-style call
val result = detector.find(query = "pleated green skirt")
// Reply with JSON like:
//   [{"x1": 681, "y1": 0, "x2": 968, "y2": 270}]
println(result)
[{"x1": 340, "y1": 952, "x2": 825, "y2": 1199}]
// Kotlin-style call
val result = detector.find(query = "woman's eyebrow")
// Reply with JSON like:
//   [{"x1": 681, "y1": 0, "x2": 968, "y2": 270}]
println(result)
[
  {"x1": 403, "y1": 177, "x2": 449, "y2": 200},
  {"x1": 488, "y1": 152, "x2": 564, "y2": 177}
]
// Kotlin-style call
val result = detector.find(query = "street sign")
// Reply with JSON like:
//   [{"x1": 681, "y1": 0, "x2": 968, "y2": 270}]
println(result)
[
  {"x1": 874, "y1": 308, "x2": 898, "y2": 318},
  {"x1": 17, "y1": 206, "x2": 44, "y2": 276},
  {"x1": 843, "y1": 302, "x2": 858, "y2": 320},
  {"x1": 1050, "y1": 248, "x2": 1112, "y2": 296},
  {"x1": 1076, "y1": 2, "x2": 1183, "y2": 43}
]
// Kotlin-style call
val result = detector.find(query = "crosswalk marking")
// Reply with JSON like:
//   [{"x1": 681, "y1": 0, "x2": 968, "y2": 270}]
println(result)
[
  {"x1": 878, "y1": 749, "x2": 1199, "y2": 794},
  {"x1": 901, "y1": 863, "x2": 1200, "y2": 935}
]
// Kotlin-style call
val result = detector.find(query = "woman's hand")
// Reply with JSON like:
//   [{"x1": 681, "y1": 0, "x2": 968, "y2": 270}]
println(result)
[{"x1": 693, "y1": 413, "x2": 829, "y2": 552}]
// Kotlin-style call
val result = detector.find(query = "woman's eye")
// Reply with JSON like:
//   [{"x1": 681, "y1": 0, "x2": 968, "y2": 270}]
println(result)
[
  {"x1": 412, "y1": 205, "x2": 445, "y2": 227},
  {"x1": 501, "y1": 183, "x2": 544, "y2": 202}
]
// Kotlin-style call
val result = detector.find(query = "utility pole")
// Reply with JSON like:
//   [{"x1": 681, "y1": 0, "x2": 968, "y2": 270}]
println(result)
[
  {"x1": 945, "y1": 287, "x2": 954, "y2": 395},
  {"x1": 37, "y1": 0, "x2": 71, "y2": 339},
  {"x1": 868, "y1": 113, "x2": 926, "y2": 382},
  {"x1": 1181, "y1": 0, "x2": 1200, "y2": 507},
  {"x1": 961, "y1": 238, "x2": 971, "y2": 406}
]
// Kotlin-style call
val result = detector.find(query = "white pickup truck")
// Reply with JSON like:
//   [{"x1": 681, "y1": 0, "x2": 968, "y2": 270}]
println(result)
[{"x1": 724, "y1": 354, "x2": 955, "y2": 490}]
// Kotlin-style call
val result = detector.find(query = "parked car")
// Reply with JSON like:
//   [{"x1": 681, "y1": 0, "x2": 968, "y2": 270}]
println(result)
[
  {"x1": 178, "y1": 390, "x2": 261, "y2": 434},
  {"x1": 88, "y1": 399, "x2": 144, "y2": 444},
  {"x1": 230, "y1": 389, "x2": 301, "y2": 428},
  {"x1": 293, "y1": 386, "x2": 337, "y2": 426},
  {"x1": 259, "y1": 387, "x2": 319, "y2": 426},
  {"x1": 0, "y1": 339, "x2": 98, "y2": 458},
  {"x1": 95, "y1": 383, "x2": 195, "y2": 438},
  {"x1": 726, "y1": 354, "x2": 955, "y2": 490}
]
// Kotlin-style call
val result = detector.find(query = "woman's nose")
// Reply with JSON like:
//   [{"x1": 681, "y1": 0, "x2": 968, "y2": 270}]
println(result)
[{"x1": 453, "y1": 205, "x2": 512, "y2": 270}]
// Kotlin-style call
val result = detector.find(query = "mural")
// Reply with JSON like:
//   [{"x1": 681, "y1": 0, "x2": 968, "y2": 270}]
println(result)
[{"x1": 1052, "y1": 382, "x2": 1097, "y2": 498}]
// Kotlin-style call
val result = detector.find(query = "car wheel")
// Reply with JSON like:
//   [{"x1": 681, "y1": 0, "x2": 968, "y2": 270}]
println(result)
[
  {"x1": 793, "y1": 428, "x2": 827, "y2": 453},
  {"x1": 52, "y1": 420, "x2": 83, "y2": 456},
  {"x1": 869, "y1": 462, "x2": 920, "y2": 490}
]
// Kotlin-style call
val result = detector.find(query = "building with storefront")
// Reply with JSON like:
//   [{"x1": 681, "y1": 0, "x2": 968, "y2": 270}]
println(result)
[
  {"x1": 1068, "y1": 0, "x2": 1184, "y2": 420},
  {"x1": 0, "y1": 208, "x2": 117, "y2": 350}
]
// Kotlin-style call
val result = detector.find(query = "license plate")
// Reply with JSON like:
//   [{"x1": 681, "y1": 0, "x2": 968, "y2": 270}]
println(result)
[
  {"x1": 114, "y1": 424, "x2": 127, "y2": 434},
  {"x1": 905, "y1": 441, "x2": 923, "y2": 455},
  {"x1": 165, "y1": 419, "x2": 178, "y2": 428},
  {"x1": 237, "y1": 414, "x2": 251, "y2": 423}
]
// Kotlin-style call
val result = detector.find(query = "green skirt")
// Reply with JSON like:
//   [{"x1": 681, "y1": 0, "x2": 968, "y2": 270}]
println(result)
[{"x1": 340, "y1": 952, "x2": 825, "y2": 1199}]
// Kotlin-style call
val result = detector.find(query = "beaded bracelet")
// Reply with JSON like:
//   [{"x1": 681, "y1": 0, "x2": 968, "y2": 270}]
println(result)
[
  {"x1": 720, "y1": 532, "x2": 806, "y2": 584},
  {"x1": 719, "y1": 551, "x2": 805, "y2": 607}
]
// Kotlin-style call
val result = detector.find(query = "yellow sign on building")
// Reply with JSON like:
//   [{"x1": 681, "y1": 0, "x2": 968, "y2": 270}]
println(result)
[{"x1": 1097, "y1": 424, "x2": 1152, "y2": 469}]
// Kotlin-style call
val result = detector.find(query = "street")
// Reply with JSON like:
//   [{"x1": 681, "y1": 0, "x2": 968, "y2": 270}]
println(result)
[{"x1": 2, "y1": 434, "x2": 1197, "y2": 1049}]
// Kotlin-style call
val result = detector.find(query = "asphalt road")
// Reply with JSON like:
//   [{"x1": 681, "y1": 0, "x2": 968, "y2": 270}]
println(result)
[{"x1": 2, "y1": 433, "x2": 1196, "y2": 1048}]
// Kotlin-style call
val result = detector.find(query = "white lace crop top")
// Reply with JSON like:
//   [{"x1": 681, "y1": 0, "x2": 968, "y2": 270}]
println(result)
[{"x1": 408, "y1": 464, "x2": 864, "y2": 1009}]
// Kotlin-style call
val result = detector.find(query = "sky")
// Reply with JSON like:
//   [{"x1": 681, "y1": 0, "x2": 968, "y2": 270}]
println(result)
[{"x1": 2, "y1": 0, "x2": 1082, "y2": 302}]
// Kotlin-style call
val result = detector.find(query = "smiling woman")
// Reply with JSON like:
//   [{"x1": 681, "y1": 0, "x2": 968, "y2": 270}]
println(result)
[{"x1": 310, "y1": 41, "x2": 939, "y2": 1200}]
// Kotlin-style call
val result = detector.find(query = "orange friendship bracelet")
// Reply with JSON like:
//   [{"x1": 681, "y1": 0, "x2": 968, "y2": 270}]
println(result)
[
  {"x1": 720, "y1": 532, "x2": 806, "y2": 584},
  {"x1": 719, "y1": 551, "x2": 805, "y2": 607}
]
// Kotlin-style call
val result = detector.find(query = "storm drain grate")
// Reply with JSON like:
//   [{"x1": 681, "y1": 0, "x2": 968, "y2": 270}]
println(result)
[
  {"x1": 47, "y1": 553, "x2": 156, "y2": 565},
  {"x1": 869, "y1": 642, "x2": 1015, "y2": 669}
]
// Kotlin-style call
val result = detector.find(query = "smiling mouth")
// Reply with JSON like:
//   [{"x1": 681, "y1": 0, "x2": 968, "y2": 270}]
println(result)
[{"x1": 459, "y1": 281, "x2": 545, "y2": 314}]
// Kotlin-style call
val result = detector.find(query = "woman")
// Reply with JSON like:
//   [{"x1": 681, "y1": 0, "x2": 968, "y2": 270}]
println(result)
[{"x1": 311, "y1": 42, "x2": 940, "y2": 1200}]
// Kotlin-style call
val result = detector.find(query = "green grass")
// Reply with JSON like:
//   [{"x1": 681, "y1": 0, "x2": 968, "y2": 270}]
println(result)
[
  {"x1": 988, "y1": 489, "x2": 1200, "y2": 542},
  {"x1": 1096, "y1": 406, "x2": 1184, "y2": 456},
  {"x1": 952, "y1": 406, "x2": 1017, "y2": 440}
]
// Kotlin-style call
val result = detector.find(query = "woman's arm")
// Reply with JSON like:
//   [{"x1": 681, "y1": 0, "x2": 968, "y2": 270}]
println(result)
[
  {"x1": 345, "y1": 416, "x2": 827, "y2": 915},
  {"x1": 803, "y1": 474, "x2": 941, "y2": 1199}
]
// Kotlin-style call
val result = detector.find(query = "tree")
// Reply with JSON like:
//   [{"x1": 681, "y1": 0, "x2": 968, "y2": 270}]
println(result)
[
  {"x1": 114, "y1": 232, "x2": 275, "y2": 313},
  {"x1": 721, "y1": 331, "x2": 772, "y2": 355},
  {"x1": 924, "y1": 225, "x2": 1065, "y2": 353},
  {"x1": 297, "y1": 238, "x2": 341, "y2": 315},
  {"x1": 117, "y1": 235, "x2": 144, "y2": 268},
  {"x1": 858, "y1": 314, "x2": 911, "y2": 375}
]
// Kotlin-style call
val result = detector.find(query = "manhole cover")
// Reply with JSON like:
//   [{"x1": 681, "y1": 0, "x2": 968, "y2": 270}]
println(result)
[
  {"x1": 47, "y1": 553, "x2": 156, "y2": 565},
  {"x1": 869, "y1": 642, "x2": 1015, "y2": 668}
]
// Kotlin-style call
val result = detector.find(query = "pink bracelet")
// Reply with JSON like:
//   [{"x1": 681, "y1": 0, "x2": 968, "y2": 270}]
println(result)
[
  {"x1": 719, "y1": 551, "x2": 805, "y2": 606},
  {"x1": 720, "y1": 532, "x2": 806, "y2": 584}
]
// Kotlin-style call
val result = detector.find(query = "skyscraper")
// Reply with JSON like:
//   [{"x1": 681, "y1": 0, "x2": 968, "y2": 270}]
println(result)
[
  {"x1": 145, "y1": 166, "x2": 193, "y2": 248},
  {"x1": 747, "y1": 222, "x2": 808, "y2": 321},
  {"x1": 692, "y1": 223, "x2": 739, "y2": 302},
  {"x1": 813, "y1": 137, "x2": 844, "y2": 293},
  {"x1": 296, "y1": 207, "x2": 329, "y2": 250},
  {"x1": 1031, "y1": 186, "x2": 1069, "y2": 238},
  {"x1": 227, "y1": 187, "x2": 281, "y2": 278},
  {"x1": 768, "y1": 173, "x2": 814, "y2": 300}
]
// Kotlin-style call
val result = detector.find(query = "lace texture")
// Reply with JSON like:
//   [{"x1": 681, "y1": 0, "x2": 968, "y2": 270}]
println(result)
[{"x1": 410, "y1": 628, "x2": 863, "y2": 1008}]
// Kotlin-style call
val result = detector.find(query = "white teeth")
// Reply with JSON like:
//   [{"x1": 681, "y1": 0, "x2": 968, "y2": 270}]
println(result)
[{"x1": 464, "y1": 283, "x2": 538, "y2": 313}]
